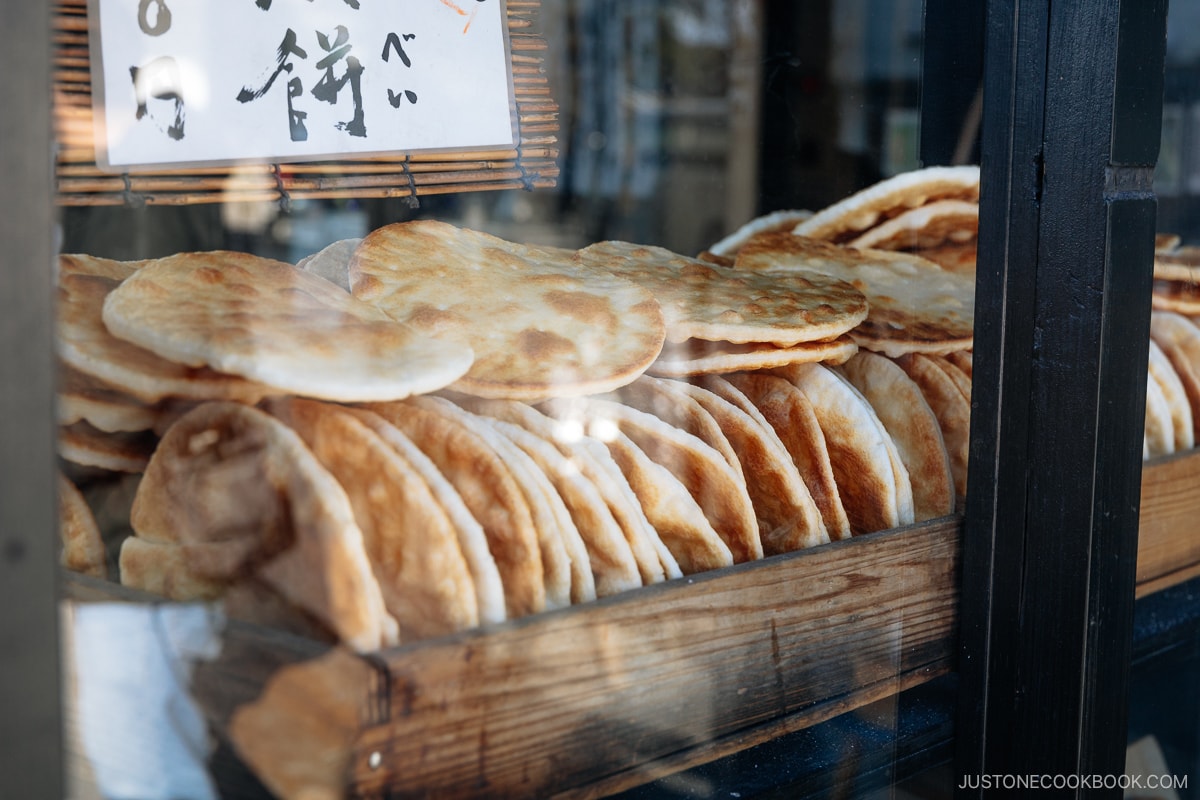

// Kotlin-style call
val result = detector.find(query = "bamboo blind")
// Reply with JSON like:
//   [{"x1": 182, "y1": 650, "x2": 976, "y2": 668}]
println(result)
[{"x1": 52, "y1": 0, "x2": 559, "y2": 207}]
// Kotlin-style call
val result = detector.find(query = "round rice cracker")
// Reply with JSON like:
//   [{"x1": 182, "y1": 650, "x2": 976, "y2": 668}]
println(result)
[
  {"x1": 349, "y1": 220, "x2": 666, "y2": 400},
  {"x1": 601, "y1": 430, "x2": 734, "y2": 575},
  {"x1": 57, "y1": 257, "x2": 280, "y2": 404},
  {"x1": 575, "y1": 240, "x2": 868, "y2": 346},
  {"x1": 131, "y1": 401, "x2": 399, "y2": 652},
  {"x1": 481, "y1": 415, "x2": 642, "y2": 598},
  {"x1": 647, "y1": 336, "x2": 858, "y2": 378},
  {"x1": 477, "y1": 424, "x2": 597, "y2": 606},
  {"x1": 609, "y1": 376, "x2": 745, "y2": 484},
  {"x1": 1147, "y1": 339, "x2": 1194, "y2": 452},
  {"x1": 838, "y1": 351, "x2": 955, "y2": 522},
  {"x1": 721, "y1": 372, "x2": 851, "y2": 541},
  {"x1": 336, "y1": 406, "x2": 509, "y2": 622},
  {"x1": 1150, "y1": 312, "x2": 1200, "y2": 441},
  {"x1": 774, "y1": 363, "x2": 915, "y2": 534},
  {"x1": 401, "y1": 397, "x2": 578, "y2": 608},
  {"x1": 58, "y1": 364, "x2": 163, "y2": 433},
  {"x1": 793, "y1": 165, "x2": 981, "y2": 244},
  {"x1": 1144, "y1": 370, "x2": 1174, "y2": 458},
  {"x1": 685, "y1": 375, "x2": 830, "y2": 552},
  {"x1": 945, "y1": 350, "x2": 974, "y2": 380},
  {"x1": 358, "y1": 398, "x2": 547, "y2": 618},
  {"x1": 912, "y1": 241, "x2": 978, "y2": 274},
  {"x1": 925, "y1": 354, "x2": 973, "y2": 403},
  {"x1": 847, "y1": 199, "x2": 979, "y2": 253},
  {"x1": 58, "y1": 421, "x2": 158, "y2": 473},
  {"x1": 548, "y1": 397, "x2": 762, "y2": 564},
  {"x1": 102, "y1": 250, "x2": 473, "y2": 403},
  {"x1": 893, "y1": 353, "x2": 972, "y2": 499},
  {"x1": 1153, "y1": 247, "x2": 1200, "y2": 283},
  {"x1": 264, "y1": 397, "x2": 481, "y2": 641},
  {"x1": 453, "y1": 396, "x2": 677, "y2": 586},
  {"x1": 735, "y1": 233, "x2": 975, "y2": 358},
  {"x1": 1152, "y1": 279, "x2": 1200, "y2": 315},
  {"x1": 705, "y1": 209, "x2": 814, "y2": 258},
  {"x1": 58, "y1": 471, "x2": 107, "y2": 578}
]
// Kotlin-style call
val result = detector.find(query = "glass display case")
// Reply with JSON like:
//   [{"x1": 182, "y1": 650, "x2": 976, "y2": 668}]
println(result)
[{"x1": 2, "y1": 1, "x2": 1198, "y2": 798}]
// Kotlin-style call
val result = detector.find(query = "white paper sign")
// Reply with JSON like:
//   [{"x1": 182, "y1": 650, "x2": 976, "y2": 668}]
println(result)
[{"x1": 90, "y1": 0, "x2": 516, "y2": 169}]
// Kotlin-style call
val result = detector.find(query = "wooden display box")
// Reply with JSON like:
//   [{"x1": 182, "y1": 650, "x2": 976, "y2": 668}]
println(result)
[{"x1": 65, "y1": 450, "x2": 1200, "y2": 799}]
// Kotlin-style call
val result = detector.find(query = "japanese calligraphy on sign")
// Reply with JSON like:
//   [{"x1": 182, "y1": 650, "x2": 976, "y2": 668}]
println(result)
[{"x1": 90, "y1": 0, "x2": 516, "y2": 169}]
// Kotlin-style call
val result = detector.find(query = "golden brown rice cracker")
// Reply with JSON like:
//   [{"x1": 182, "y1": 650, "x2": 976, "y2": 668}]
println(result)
[
  {"x1": 349, "y1": 220, "x2": 665, "y2": 400},
  {"x1": 483, "y1": 415, "x2": 641, "y2": 598},
  {"x1": 1153, "y1": 247, "x2": 1200, "y2": 282},
  {"x1": 1152, "y1": 279, "x2": 1200, "y2": 315},
  {"x1": 846, "y1": 199, "x2": 979, "y2": 252},
  {"x1": 838, "y1": 351, "x2": 955, "y2": 522},
  {"x1": 602, "y1": 430, "x2": 734, "y2": 574},
  {"x1": 735, "y1": 233, "x2": 975, "y2": 358},
  {"x1": 692, "y1": 375, "x2": 831, "y2": 553},
  {"x1": 647, "y1": 336, "x2": 859, "y2": 378},
  {"x1": 893, "y1": 353, "x2": 972, "y2": 498},
  {"x1": 1149, "y1": 312, "x2": 1200, "y2": 442},
  {"x1": 775, "y1": 363, "x2": 915, "y2": 534},
  {"x1": 925, "y1": 354, "x2": 973, "y2": 403},
  {"x1": 549, "y1": 397, "x2": 762, "y2": 564},
  {"x1": 576, "y1": 240, "x2": 868, "y2": 346},
  {"x1": 406, "y1": 397, "x2": 576, "y2": 608},
  {"x1": 360, "y1": 397, "x2": 547, "y2": 619},
  {"x1": 57, "y1": 364, "x2": 164, "y2": 433},
  {"x1": 1148, "y1": 339, "x2": 1194, "y2": 452},
  {"x1": 102, "y1": 250, "x2": 474, "y2": 403},
  {"x1": 265, "y1": 397, "x2": 480, "y2": 640},
  {"x1": 912, "y1": 241, "x2": 978, "y2": 274},
  {"x1": 57, "y1": 267, "x2": 278, "y2": 404},
  {"x1": 944, "y1": 350, "x2": 974, "y2": 380},
  {"x1": 58, "y1": 471, "x2": 107, "y2": 578},
  {"x1": 705, "y1": 209, "x2": 814, "y2": 257},
  {"x1": 724, "y1": 372, "x2": 851, "y2": 541},
  {"x1": 610, "y1": 376, "x2": 744, "y2": 484},
  {"x1": 480, "y1": 425, "x2": 597, "y2": 606},
  {"x1": 130, "y1": 401, "x2": 399, "y2": 652},
  {"x1": 471, "y1": 420, "x2": 576, "y2": 610},
  {"x1": 455, "y1": 396, "x2": 677, "y2": 585},
  {"x1": 58, "y1": 421, "x2": 158, "y2": 473},
  {"x1": 793, "y1": 165, "x2": 980, "y2": 244},
  {"x1": 1144, "y1": 370, "x2": 1174, "y2": 457},
  {"x1": 337, "y1": 406, "x2": 508, "y2": 624}
]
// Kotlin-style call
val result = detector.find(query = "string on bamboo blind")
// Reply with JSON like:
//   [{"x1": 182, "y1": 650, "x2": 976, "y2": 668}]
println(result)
[{"x1": 52, "y1": 0, "x2": 559, "y2": 207}]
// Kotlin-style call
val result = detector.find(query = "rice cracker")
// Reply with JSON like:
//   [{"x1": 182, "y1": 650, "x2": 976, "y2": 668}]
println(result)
[
  {"x1": 102, "y1": 250, "x2": 473, "y2": 402},
  {"x1": 129, "y1": 401, "x2": 398, "y2": 652},
  {"x1": 349, "y1": 220, "x2": 665, "y2": 400},
  {"x1": 793, "y1": 165, "x2": 980, "y2": 244},
  {"x1": 736, "y1": 233, "x2": 975, "y2": 357},
  {"x1": 264, "y1": 397, "x2": 481, "y2": 640},
  {"x1": 575, "y1": 240, "x2": 868, "y2": 346}
]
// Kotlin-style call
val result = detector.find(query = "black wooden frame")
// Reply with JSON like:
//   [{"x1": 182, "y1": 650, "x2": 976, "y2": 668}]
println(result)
[
  {"x1": 923, "y1": 0, "x2": 1169, "y2": 795},
  {"x1": 0, "y1": 3, "x2": 64, "y2": 800}
]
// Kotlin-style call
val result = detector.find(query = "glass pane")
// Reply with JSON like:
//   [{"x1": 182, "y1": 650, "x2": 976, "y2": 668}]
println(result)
[{"x1": 49, "y1": 2, "x2": 972, "y2": 797}]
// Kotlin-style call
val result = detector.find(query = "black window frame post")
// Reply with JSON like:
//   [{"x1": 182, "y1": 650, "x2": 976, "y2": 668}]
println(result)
[
  {"x1": 927, "y1": 0, "x2": 1170, "y2": 795},
  {"x1": 0, "y1": 2, "x2": 64, "y2": 799}
]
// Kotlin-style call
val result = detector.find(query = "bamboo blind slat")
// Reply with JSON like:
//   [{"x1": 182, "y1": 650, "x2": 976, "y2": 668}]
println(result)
[{"x1": 53, "y1": 1, "x2": 558, "y2": 207}]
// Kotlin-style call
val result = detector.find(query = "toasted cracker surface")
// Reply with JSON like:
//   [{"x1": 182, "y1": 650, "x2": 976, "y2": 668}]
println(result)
[
  {"x1": 102, "y1": 250, "x2": 473, "y2": 402},
  {"x1": 350, "y1": 221, "x2": 665, "y2": 400}
]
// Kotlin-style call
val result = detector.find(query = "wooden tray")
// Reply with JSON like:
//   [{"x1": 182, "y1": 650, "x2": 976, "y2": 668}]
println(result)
[{"x1": 63, "y1": 450, "x2": 1200, "y2": 799}]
